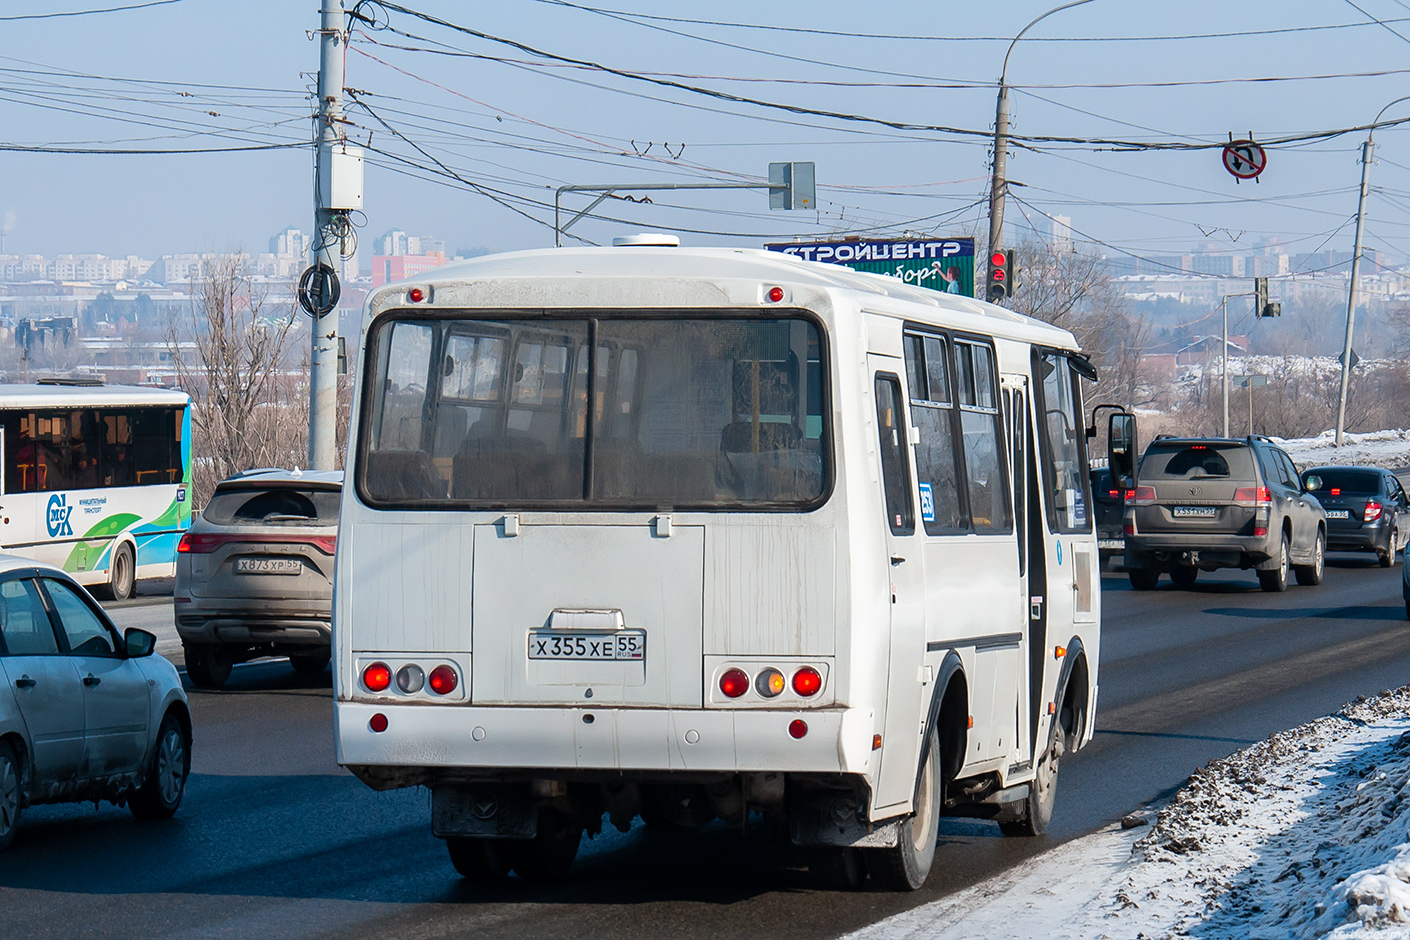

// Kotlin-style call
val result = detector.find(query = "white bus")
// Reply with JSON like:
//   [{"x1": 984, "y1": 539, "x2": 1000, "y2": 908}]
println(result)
[
  {"x1": 334, "y1": 242, "x2": 1132, "y2": 890},
  {"x1": 0, "y1": 381, "x2": 191, "y2": 600}
]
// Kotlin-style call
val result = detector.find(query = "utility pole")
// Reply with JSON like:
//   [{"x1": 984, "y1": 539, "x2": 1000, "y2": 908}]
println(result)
[
  {"x1": 1335, "y1": 138, "x2": 1374, "y2": 447},
  {"x1": 1221, "y1": 295, "x2": 1230, "y2": 438},
  {"x1": 309, "y1": 0, "x2": 347, "y2": 470},
  {"x1": 990, "y1": 0, "x2": 1095, "y2": 265}
]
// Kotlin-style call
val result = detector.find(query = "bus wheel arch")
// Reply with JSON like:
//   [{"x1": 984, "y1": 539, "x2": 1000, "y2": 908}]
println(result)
[
  {"x1": 97, "y1": 538, "x2": 136, "y2": 601},
  {"x1": 1053, "y1": 637, "x2": 1091, "y2": 753},
  {"x1": 927, "y1": 652, "x2": 968, "y2": 788}
]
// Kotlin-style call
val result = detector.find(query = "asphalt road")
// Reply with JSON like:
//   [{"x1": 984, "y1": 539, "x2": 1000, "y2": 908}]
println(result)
[{"x1": 2, "y1": 555, "x2": 1408, "y2": 940}]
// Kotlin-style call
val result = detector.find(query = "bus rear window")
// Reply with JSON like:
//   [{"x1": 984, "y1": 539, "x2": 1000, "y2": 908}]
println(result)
[{"x1": 359, "y1": 313, "x2": 830, "y2": 510}]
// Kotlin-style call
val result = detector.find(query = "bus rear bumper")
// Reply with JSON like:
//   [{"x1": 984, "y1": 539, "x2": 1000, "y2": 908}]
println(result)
[{"x1": 334, "y1": 702, "x2": 874, "y2": 785}]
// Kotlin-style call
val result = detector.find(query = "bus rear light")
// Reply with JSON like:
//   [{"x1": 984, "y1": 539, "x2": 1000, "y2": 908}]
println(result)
[
  {"x1": 791, "y1": 666, "x2": 822, "y2": 697},
  {"x1": 408, "y1": 287, "x2": 426, "y2": 303},
  {"x1": 396, "y1": 664, "x2": 425, "y2": 694},
  {"x1": 719, "y1": 668, "x2": 750, "y2": 699},
  {"x1": 362, "y1": 662, "x2": 391, "y2": 693},
  {"x1": 1126, "y1": 486, "x2": 1157, "y2": 506},
  {"x1": 755, "y1": 668, "x2": 785, "y2": 698},
  {"x1": 788, "y1": 719, "x2": 808, "y2": 739},
  {"x1": 766, "y1": 286, "x2": 785, "y2": 303},
  {"x1": 1366, "y1": 499, "x2": 1384, "y2": 522},
  {"x1": 428, "y1": 664, "x2": 458, "y2": 695},
  {"x1": 369, "y1": 713, "x2": 388, "y2": 733}
]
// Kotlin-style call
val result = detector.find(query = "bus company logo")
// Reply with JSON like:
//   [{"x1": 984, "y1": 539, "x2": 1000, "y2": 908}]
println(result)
[{"x1": 46, "y1": 494, "x2": 74, "y2": 538}]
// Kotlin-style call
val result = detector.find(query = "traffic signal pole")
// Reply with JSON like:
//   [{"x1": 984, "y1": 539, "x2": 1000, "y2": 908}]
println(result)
[{"x1": 989, "y1": 1, "x2": 1094, "y2": 276}]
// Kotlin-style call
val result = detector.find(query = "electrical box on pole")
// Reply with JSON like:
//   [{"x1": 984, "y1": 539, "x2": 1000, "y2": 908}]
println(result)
[
  {"x1": 318, "y1": 143, "x2": 364, "y2": 211},
  {"x1": 768, "y1": 162, "x2": 816, "y2": 210}
]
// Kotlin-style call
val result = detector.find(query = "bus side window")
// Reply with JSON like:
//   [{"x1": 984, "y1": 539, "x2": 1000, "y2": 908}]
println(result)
[
  {"x1": 874, "y1": 375, "x2": 914, "y2": 535},
  {"x1": 903, "y1": 333, "x2": 964, "y2": 533}
]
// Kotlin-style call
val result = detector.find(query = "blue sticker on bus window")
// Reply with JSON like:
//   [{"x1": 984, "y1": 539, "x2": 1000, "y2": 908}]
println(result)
[{"x1": 918, "y1": 483, "x2": 935, "y2": 523}]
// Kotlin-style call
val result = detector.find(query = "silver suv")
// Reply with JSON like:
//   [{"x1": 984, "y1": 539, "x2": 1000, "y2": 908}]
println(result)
[{"x1": 175, "y1": 469, "x2": 341, "y2": 689}]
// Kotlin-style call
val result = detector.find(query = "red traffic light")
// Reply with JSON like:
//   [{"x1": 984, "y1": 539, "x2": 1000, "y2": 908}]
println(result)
[{"x1": 990, "y1": 251, "x2": 1007, "y2": 267}]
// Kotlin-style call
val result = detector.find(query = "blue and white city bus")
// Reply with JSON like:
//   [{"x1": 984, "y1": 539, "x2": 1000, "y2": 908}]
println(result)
[{"x1": 0, "y1": 381, "x2": 192, "y2": 599}]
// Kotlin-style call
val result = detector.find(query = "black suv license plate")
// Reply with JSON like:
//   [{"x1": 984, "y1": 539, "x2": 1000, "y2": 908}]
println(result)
[{"x1": 1172, "y1": 506, "x2": 1217, "y2": 518}]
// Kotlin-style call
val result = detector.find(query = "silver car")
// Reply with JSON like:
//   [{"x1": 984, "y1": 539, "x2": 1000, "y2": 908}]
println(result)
[
  {"x1": 175, "y1": 469, "x2": 341, "y2": 689},
  {"x1": 0, "y1": 556, "x2": 190, "y2": 850}
]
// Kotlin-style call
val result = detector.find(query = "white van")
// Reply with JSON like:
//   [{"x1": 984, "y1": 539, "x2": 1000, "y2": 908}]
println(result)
[{"x1": 333, "y1": 242, "x2": 1129, "y2": 890}]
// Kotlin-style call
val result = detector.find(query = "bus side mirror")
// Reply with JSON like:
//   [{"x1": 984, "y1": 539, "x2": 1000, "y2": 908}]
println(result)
[{"x1": 1108, "y1": 412, "x2": 1137, "y2": 488}]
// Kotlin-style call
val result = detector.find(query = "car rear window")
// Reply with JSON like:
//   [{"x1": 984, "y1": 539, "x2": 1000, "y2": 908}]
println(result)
[
  {"x1": 1303, "y1": 469, "x2": 1380, "y2": 495},
  {"x1": 201, "y1": 487, "x2": 341, "y2": 526},
  {"x1": 1140, "y1": 443, "x2": 1256, "y2": 481}
]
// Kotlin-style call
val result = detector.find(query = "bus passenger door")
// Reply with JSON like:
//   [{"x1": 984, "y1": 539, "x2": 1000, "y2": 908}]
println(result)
[
  {"x1": 1002, "y1": 376, "x2": 1034, "y2": 762},
  {"x1": 870, "y1": 368, "x2": 928, "y2": 813}
]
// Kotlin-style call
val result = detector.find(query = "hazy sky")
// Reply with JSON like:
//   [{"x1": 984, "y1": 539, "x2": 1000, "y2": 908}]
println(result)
[{"x1": 6, "y1": 0, "x2": 1410, "y2": 268}]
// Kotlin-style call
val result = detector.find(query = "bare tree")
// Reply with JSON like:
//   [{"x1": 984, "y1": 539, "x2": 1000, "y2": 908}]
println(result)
[{"x1": 167, "y1": 255, "x2": 305, "y2": 505}]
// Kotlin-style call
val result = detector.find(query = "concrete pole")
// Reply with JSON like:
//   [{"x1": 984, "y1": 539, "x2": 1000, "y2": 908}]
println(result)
[
  {"x1": 309, "y1": 0, "x2": 346, "y2": 470},
  {"x1": 1335, "y1": 138, "x2": 1374, "y2": 447},
  {"x1": 1222, "y1": 295, "x2": 1229, "y2": 438},
  {"x1": 988, "y1": 85, "x2": 1010, "y2": 263}
]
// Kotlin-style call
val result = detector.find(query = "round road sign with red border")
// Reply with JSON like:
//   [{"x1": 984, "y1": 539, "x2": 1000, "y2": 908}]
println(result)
[{"x1": 1222, "y1": 140, "x2": 1267, "y2": 180}]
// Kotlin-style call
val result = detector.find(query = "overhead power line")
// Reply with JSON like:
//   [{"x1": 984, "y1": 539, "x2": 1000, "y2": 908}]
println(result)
[
  {"x1": 0, "y1": 0, "x2": 189, "y2": 21},
  {"x1": 364, "y1": 2, "x2": 1410, "y2": 152},
  {"x1": 0, "y1": 141, "x2": 307, "y2": 154}
]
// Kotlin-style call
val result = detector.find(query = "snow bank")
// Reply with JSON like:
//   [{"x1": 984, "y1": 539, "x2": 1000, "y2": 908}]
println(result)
[
  {"x1": 1271, "y1": 428, "x2": 1410, "y2": 472},
  {"x1": 850, "y1": 688, "x2": 1410, "y2": 940}
]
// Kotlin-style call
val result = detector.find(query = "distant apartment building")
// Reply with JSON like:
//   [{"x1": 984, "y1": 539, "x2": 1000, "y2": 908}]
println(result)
[
  {"x1": 375, "y1": 229, "x2": 443, "y2": 257},
  {"x1": 372, "y1": 252, "x2": 446, "y2": 287}
]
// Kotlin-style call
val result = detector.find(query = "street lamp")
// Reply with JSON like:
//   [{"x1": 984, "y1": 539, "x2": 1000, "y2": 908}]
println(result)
[
  {"x1": 989, "y1": 0, "x2": 1096, "y2": 263},
  {"x1": 1334, "y1": 95, "x2": 1410, "y2": 446}
]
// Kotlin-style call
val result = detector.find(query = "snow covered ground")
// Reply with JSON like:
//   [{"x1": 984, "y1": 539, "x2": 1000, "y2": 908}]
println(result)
[
  {"x1": 849, "y1": 688, "x2": 1410, "y2": 940},
  {"x1": 1274, "y1": 429, "x2": 1410, "y2": 473}
]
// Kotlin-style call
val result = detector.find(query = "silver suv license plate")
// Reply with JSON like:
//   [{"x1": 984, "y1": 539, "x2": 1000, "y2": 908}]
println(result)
[
  {"x1": 234, "y1": 557, "x2": 302, "y2": 574},
  {"x1": 1172, "y1": 506, "x2": 1217, "y2": 518},
  {"x1": 528, "y1": 630, "x2": 646, "y2": 661}
]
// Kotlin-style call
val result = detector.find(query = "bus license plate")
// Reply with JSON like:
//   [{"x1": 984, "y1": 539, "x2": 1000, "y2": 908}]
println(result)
[
  {"x1": 235, "y1": 557, "x2": 302, "y2": 575},
  {"x1": 1326, "y1": 509, "x2": 1350, "y2": 519},
  {"x1": 528, "y1": 630, "x2": 646, "y2": 661},
  {"x1": 1172, "y1": 506, "x2": 1217, "y2": 518}
]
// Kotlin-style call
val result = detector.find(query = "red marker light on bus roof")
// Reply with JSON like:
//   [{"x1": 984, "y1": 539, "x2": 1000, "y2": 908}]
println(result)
[
  {"x1": 408, "y1": 287, "x2": 425, "y2": 303},
  {"x1": 766, "y1": 286, "x2": 784, "y2": 303}
]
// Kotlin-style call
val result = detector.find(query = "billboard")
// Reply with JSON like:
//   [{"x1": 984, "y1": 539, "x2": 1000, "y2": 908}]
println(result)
[{"x1": 765, "y1": 237, "x2": 976, "y2": 297}]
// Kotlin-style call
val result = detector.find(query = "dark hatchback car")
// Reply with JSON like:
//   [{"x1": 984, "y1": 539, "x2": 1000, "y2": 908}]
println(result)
[
  {"x1": 175, "y1": 469, "x2": 341, "y2": 689},
  {"x1": 1300, "y1": 466, "x2": 1409, "y2": 567},
  {"x1": 1124, "y1": 436, "x2": 1326, "y2": 592},
  {"x1": 1090, "y1": 467, "x2": 1127, "y2": 566}
]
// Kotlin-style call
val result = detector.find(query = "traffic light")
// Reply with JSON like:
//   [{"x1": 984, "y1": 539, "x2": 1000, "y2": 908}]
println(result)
[{"x1": 987, "y1": 249, "x2": 1015, "y2": 302}]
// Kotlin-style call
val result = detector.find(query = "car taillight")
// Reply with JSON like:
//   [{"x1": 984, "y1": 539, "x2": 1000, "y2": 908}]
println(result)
[
  {"x1": 719, "y1": 668, "x2": 750, "y2": 698},
  {"x1": 176, "y1": 532, "x2": 335, "y2": 554},
  {"x1": 428, "y1": 665, "x2": 458, "y2": 695},
  {"x1": 1126, "y1": 486, "x2": 1157, "y2": 506},
  {"x1": 1108, "y1": 489, "x2": 1120, "y2": 498},
  {"x1": 362, "y1": 661, "x2": 391, "y2": 692},
  {"x1": 1366, "y1": 500, "x2": 1384, "y2": 522},
  {"x1": 1234, "y1": 486, "x2": 1272, "y2": 508},
  {"x1": 792, "y1": 667, "x2": 823, "y2": 697}
]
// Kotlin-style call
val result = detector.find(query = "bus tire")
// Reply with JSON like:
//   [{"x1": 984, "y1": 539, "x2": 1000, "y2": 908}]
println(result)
[
  {"x1": 447, "y1": 837, "x2": 511, "y2": 879},
  {"x1": 98, "y1": 542, "x2": 135, "y2": 601},
  {"x1": 507, "y1": 809, "x2": 582, "y2": 881},
  {"x1": 867, "y1": 727, "x2": 941, "y2": 891},
  {"x1": 1000, "y1": 732, "x2": 1063, "y2": 837},
  {"x1": 184, "y1": 643, "x2": 232, "y2": 690},
  {"x1": 807, "y1": 846, "x2": 866, "y2": 890}
]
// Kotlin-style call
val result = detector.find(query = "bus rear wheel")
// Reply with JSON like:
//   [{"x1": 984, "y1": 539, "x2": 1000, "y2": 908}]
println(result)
[
  {"x1": 867, "y1": 727, "x2": 940, "y2": 891},
  {"x1": 1000, "y1": 733, "x2": 1063, "y2": 837},
  {"x1": 507, "y1": 809, "x2": 582, "y2": 881},
  {"x1": 97, "y1": 542, "x2": 135, "y2": 601}
]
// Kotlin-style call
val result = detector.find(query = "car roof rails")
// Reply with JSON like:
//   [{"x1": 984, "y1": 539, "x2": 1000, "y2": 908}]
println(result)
[{"x1": 36, "y1": 376, "x2": 103, "y2": 387}]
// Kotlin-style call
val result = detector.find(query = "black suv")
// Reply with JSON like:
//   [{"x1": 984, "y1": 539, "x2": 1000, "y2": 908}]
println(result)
[{"x1": 1123, "y1": 436, "x2": 1326, "y2": 592}]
